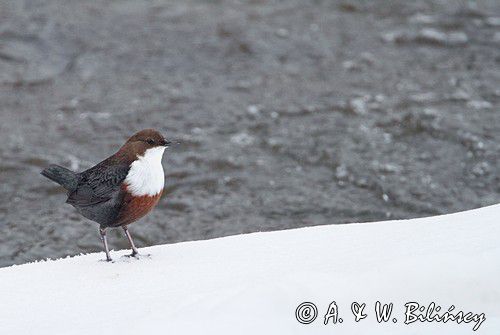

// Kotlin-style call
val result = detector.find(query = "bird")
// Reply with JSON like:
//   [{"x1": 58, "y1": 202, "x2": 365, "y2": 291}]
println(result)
[{"x1": 41, "y1": 129, "x2": 171, "y2": 261}]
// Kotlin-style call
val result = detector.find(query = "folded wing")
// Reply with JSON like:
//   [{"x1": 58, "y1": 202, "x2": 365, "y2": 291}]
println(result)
[{"x1": 67, "y1": 163, "x2": 130, "y2": 207}]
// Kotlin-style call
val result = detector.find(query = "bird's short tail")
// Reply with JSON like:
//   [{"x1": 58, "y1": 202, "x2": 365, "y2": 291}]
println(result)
[{"x1": 41, "y1": 164, "x2": 78, "y2": 191}]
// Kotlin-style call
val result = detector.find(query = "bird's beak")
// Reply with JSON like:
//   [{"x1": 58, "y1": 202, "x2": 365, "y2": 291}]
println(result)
[{"x1": 162, "y1": 139, "x2": 172, "y2": 147}]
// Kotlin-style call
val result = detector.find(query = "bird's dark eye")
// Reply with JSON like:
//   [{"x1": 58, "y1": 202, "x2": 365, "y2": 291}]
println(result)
[{"x1": 146, "y1": 138, "x2": 155, "y2": 145}]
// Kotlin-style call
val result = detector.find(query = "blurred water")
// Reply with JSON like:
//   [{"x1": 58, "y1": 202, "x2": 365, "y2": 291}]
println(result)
[{"x1": 0, "y1": 0, "x2": 499, "y2": 267}]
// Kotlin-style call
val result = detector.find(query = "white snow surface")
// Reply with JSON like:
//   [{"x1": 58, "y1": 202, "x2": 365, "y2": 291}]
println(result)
[{"x1": 0, "y1": 204, "x2": 499, "y2": 334}]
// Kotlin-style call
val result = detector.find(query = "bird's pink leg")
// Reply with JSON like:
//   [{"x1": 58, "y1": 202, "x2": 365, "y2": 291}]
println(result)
[
  {"x1": 99, "y1": 227, "x2": 112, "y2": 262},
  {"x1": 123, "y1": 225, "x2": 139, "y2": 256}
]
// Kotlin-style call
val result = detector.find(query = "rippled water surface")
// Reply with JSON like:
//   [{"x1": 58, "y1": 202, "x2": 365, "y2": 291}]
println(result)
[{"x1": 0, "y1": 0, "x2": 499, "y2": 267}]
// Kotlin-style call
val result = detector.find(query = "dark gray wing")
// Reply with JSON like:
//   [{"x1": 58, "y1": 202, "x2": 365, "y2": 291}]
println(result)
[{"x1": 67, "y1": 163, "x2": 130, "y2": 207}]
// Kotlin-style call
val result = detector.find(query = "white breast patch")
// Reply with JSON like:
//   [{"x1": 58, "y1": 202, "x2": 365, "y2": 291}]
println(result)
[{"x1": 125, "y1": 146, "x2": 165, "y2": 197}]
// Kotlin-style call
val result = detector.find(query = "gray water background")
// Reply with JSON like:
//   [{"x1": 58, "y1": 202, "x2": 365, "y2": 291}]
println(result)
[{"x1": 0, "y1": 0, "x2": 499, "y2": 267}]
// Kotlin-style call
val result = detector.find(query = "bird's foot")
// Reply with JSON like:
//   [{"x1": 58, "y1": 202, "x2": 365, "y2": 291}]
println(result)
[
  {"x1": 99, "y1": 257, "x2": 114, "y2": 263},
  {"x1": 123, "y1": 252, "x2": 151, "y2": 260}
]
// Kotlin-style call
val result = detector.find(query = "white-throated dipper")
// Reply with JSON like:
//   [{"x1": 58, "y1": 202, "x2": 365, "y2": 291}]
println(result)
[{"x1": 41, "y1": 129, "x2": 170, "y2": 261}]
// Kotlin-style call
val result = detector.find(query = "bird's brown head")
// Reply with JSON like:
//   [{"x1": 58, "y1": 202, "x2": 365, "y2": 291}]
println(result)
[
  {"x1": 118, "y1": 129, "x2": 170, "y2": 161},
  {"x1": 127, "y1": 129, "x2": 170, "y2": 147}
]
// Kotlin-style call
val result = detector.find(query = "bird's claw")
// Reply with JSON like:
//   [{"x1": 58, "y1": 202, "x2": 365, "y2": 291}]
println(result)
[
  {"x1": 99, "y1": 258, "x2": 114, "y2": 263},
  {"x1": 123, "y1": 252, "x2": 151, "y2": 260}
]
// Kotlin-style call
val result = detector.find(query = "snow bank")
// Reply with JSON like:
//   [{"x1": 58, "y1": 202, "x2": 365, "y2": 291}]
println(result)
[{"x1": 0, "y1": 205, "x2": 499, "y2": 334}]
